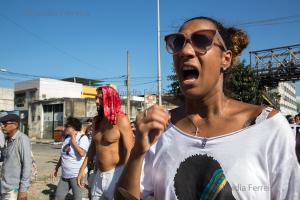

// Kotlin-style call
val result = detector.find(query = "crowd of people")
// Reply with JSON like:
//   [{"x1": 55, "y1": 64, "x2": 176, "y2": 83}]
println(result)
[
  {"x1": 285, "y1": 114, "x2": 300, "y2": 164},
  {"x1": 52, "y1": 85, "x2": 134, "y2": 200},
  {"x1": 286, "y1": 113, "x2": 300, "y2": 125},
  {"x1": 0, "y1": 15, "x2": 299, "y2": 200}
]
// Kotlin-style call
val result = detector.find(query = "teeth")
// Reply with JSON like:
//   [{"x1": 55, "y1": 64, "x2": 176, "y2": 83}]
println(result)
[{"x1": 183, "y1": 66, "x2": 196, "y2": 70}]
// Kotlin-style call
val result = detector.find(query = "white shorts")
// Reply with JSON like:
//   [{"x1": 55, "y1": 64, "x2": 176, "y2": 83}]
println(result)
[{"x1": 91, "y1": 165, "x2": 124, "y2": 200}]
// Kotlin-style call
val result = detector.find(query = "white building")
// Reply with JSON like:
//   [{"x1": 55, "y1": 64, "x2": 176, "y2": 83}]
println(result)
[
  {"x1": 0, "y1": 87, "x2": 14, "y2": 111},
  {"x1": 276, "y1": 82, "x2": 297, "y2": 115},
  {"x1": 15, "y1": 78, "x2": 82, "y2": 108},
  {"x1": 296, "y1": 96, "x2": 300, "y2": 112},
  {"x1": 120, "y1": 94, "x2": 179, "y2": 121},
  {"x1": 14, "y1": 78, "x2": 84, "y2": 137},
  {"x1": 120, "y1": 96, "x2": 146, "y2": 121}
]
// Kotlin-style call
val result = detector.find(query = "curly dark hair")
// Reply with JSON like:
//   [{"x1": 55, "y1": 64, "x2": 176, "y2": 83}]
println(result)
[{"x1": 65, "y1": 117, "x2": 82, "y2": 131}]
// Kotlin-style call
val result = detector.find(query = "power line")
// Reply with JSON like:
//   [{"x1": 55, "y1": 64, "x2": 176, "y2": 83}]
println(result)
[
  {"x1": 104, "y1": 75, "x2": 126, "y2": 80},
  {"x1": 131, "y1": 76, "x2": 157, "y2": 79},
  {"x1": 0, "y1": 12, "x2": 101, "y2": 71},
  {"x1": 160, "y1": 15, "x2": 300, "y2": 34},
  {"x1": 241, "y1": 19, "x2": 300, "y2": 27},
  {"x1": 0, "y1": 68, "x2": 164, "y2": 85},
  {"x1": 0, "y1": 76, "x2": 22, "y2": 81},
  {"x1": 117, "y1": 80, "x2": 157, "y2": 87},
  {"x1": 101, "y1": 78, "x2": 158, "y2": 83},
  {"x1": 235, "y1": 14, "x2": 300, "y2": 27},
  {"x1": 135, "y1": 80, "x2": 157, "y2": 86},
  {"x1": 3, "y1": 71, "x2": 59, "y2": 79}
]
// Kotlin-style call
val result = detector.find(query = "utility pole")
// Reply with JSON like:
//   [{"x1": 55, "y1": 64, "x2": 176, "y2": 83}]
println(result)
[
  {"x1": 157, "y1": 0, "x2": 162, "y2": 105},
  {"x1": 127, "y1": 50, "x2": 131, "y2": 119}
]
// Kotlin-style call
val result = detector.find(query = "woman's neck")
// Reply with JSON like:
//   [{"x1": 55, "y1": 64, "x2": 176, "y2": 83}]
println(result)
[{"x1": 185, "y1": 92, "x2": 230, "y2": 120}]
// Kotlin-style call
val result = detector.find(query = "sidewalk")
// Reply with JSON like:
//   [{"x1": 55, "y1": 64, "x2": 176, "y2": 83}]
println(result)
[{"x1": 30, "y1": 137, "x2": 57, "y2": 144}]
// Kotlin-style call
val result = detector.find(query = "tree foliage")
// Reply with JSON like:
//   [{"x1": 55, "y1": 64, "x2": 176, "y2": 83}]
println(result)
[
  {"x1": 167, "y1": 70, "x2": 184, "y2": 101},
  {"x1": 223, "y1": 61, "x2": 264, "y2": 105}
]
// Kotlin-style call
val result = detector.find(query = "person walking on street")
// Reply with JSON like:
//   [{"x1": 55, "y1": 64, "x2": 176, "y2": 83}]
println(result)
[
  {"x1": 53, "y1": 117, "x2": 90, "y2": 200},
  {"x1": 77, "y1": 85, "x2": 134, "y2": 200},
  {"x1": 0, "y1": 121, "x2": 5, "y2": 162},
  {"x1": 0, "y1": 114, "x2": 32, "y2": 200}
]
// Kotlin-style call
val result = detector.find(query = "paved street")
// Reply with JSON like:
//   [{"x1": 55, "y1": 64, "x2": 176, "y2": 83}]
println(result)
[{"x1": 29, "y1": 143, "x2": 89, "y2": 200}]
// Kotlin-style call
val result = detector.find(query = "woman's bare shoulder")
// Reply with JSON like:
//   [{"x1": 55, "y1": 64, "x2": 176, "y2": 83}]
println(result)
[{"x1": 230, "y1": 100, "x2": 278, "y2": 120}]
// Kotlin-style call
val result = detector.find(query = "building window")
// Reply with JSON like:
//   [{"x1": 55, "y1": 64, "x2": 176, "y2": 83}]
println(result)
[
  {"x1": 15, "y1": 93, "x2": 26, "y2": 107},
  {"x1": 54, "y1": 104, "x2": 63, "y2": 112},
  {"x1": 28, "y1": 91, "x2": 36, "y2": 102}
]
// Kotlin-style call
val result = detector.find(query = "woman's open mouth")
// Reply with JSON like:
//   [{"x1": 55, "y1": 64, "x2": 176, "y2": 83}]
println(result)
[{"x1": 182, "y1": 66, "x2": 199, "y2": 85}]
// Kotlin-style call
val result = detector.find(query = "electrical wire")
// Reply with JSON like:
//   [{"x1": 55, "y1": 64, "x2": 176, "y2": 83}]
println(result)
[
  {"x1": 0, "y1": 76, "x2": 22, "y2": 81},
  {"x1": 0, "y1": 12, "x2": 101, "y2": 72},
  {"x1": 0, "y1": 69, "x2": 164, "y2": 86},
  {"x1": 235, "y1": 14, "x2": 300, "y2": 26}
]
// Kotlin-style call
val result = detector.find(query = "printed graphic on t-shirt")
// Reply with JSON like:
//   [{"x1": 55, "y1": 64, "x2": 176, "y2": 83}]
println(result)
[
  {"x1": 62, "y1": 143, "x2": 71, "y2": 155},
  {"x1": 174, "y1": 154, "x2": 235, "y2": 200}
]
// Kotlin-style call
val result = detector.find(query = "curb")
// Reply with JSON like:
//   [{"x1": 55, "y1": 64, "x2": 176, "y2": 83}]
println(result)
[{"x1": 30, "y1": 139, "x2": 55, "y2": 144}]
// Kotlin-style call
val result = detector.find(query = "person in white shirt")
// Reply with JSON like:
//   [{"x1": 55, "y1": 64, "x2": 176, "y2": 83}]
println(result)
[
  {"x1": 0, "y1": 128, "x2": 5, "y2": 161},
  {"x1": 0, "y1": 112, "x2": 7, "y2": 163},
  {"x1": 53, "y1": 117, "x2": 90, "y2": 200},
  {"x1": 116, "y1": 16, "x2": 300, "y2": 200}
]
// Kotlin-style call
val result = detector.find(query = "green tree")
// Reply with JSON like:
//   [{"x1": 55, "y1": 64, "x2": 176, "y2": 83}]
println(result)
[
  {"x1": 223, "y1": 61, "x2": 264, "y2": 105},
  {"x1": 167, "y1": 69, "x2": 184, "y2": 101},
  {"x1": 167, "y1": 61, "x2": 265, "y2": 105}
]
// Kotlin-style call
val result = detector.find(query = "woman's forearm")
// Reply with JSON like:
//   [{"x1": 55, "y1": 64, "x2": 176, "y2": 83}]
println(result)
[
  {"x1": 79, "y1": 156, "x2": 88, "y2": 174},
  {"x1": 79, "y1": 142, "x2": 95, "y2": 174},
  {"x1": 115, "y1": 149, "x2": 146, "y2": 199},
  {"x1": 70, "y1": 137, "x2": 86, "y2": 157}
]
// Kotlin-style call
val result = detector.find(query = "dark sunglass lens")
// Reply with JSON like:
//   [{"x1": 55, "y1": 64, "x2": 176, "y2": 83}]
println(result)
[
  {"x1": 166, "y1": 34, "x2": 185, "y2": 53},
  {"x1": 191, "y1": 32, "x2": 213, "y2": 50}
]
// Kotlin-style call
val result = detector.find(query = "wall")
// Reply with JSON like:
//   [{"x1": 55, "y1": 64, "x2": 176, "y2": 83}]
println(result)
[
  {"x1": 15, "y1": 78, "x2": 83, "y2": 100},
  {"x1": 28, "y1": 98, "x2": 97, "y2": 139},
  {"x1": 277, "y1": 82, "x2": 297, "y2": 115},
  {"x1": 64, "y1": 98, "x2": 97, "y2": 119},
  {"x1": 39, "y1": 78, "x2": 82, "y2": 99},
  {"x1": 14, "y1": 78, "x2": 83, "y2": 112},
  {"x1": 28, "y1": 103, "x2": 43, "y2": 139},
  {"x1": 15, "y1": 79, "x2": 39, "y2": 92},
  {"x1": 0, "y1": 87, "x2": 14, "y2": 111},
  {"x1": 121, "y1": 96, "x2": 145, "y2": 121}
]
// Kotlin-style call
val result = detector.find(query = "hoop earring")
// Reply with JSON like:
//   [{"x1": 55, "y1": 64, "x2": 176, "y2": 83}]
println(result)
[{"x1": 221, "y1": 66, "x2": 226, "y2": 73}]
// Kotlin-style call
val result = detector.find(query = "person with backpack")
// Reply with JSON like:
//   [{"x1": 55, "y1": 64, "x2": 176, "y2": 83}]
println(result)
[
  {"x1": 53, "y1": 117, "x2": 90, "y2": 200},
  {"x1": 0, "y1": 114, "x2": 32, "y2": 200}
]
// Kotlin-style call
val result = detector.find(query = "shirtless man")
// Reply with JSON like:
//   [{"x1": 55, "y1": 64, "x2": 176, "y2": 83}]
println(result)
[{"x1": 77, "y1": 85, "x2": 133, "y2": 200}]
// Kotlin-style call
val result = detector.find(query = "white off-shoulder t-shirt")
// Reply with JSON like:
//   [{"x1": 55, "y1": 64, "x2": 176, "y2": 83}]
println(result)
[{"x1": 140, "y1": 109, "x2": 300, "y2": 200}]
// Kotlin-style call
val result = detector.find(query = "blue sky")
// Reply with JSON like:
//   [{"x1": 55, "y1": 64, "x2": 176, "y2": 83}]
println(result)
[{"x1": 0, "y1": 0, "x2": 300, "y2": 95}]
